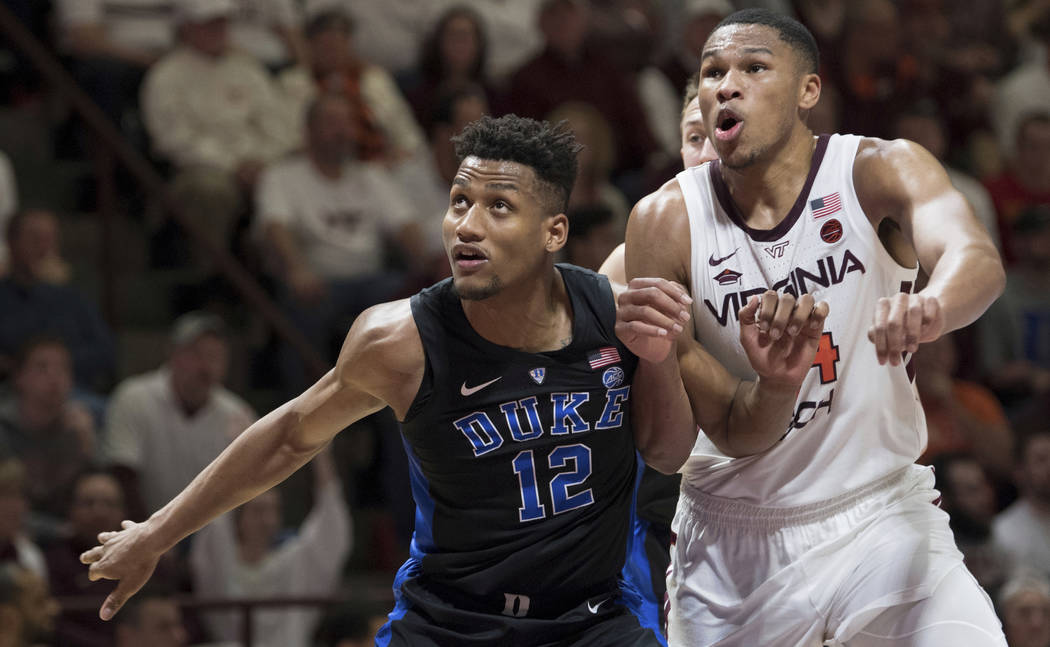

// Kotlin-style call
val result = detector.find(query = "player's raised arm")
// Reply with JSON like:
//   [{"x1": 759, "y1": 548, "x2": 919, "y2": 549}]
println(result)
[
  {"x1": 855, "y1": 139, "x2": 1006, "y2": 365},
  {"x1": 620, "y1": 182, "x2": 828, "y2": 471},
  {"x1": 79, "y1": 300, "x2": 423, "y2": 621}
]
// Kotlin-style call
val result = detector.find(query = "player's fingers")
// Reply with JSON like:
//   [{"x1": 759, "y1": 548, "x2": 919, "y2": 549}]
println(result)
[
  {"x1": 618, "y1": 318, "x2": 672, "y2": 340},
  {"x1": 871, "y1": 297, "x2": 891, "y2": 365},
  {"x1": 904, "y1": 297, "x2": 924, "y2": 354},
  {"x1": 920, "y1": 297, "x2": 942, "y2": 343},
  {"x1": 80, "y1": 545, "x2": 104, "y2": 564},
  {"x1": 100, "y1": 575, "x2": 147, "y2": 621},
  {"x1": 786, "y1": 293, "x2": 814, "y2": 337},
  {"x1": 626, "y1": 278, "x2": 693, "y2": 306},
  {"x1": 756, "y1": 290, "x2": 779, "y2": 333},
  {"x1": 766, "y1": 293, "x2": 796, "y2": 340},
  {"x1": 618, "y1": 302, "x2": 683, "y2": 337},
  {"x1": 807, "y1": 300, "x2": 830, "y2": 335},
  {"x1": 738, "y1": 295, "x2": 760, "y2": 326},
  {"x1": 884, "y1": 293, "x2": 909, "y2": 366},
  {"x1": 120, "y1": 520, "x2": 136, "y2": 529},
  {"x1": 619, "y1": 285, "x2": 690, "y2": 324}
]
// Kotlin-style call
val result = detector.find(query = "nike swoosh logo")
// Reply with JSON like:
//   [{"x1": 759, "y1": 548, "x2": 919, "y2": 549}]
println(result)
[
  {"x1": 708, "y1": 248, "x2": 739, "y2": 266},
  {"x1": 460, "y1": 377, "x2": 502, "y2": 396},
  {"x1": 587, "y1": 597, "x2": 611, "y2": 614}
]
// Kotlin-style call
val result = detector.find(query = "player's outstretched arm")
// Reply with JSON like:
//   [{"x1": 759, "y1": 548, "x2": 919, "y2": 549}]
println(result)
[
  {"x1": 855, "y1": 138, "x2": 1005, "y2": 365},
  {"x1": 624, "y1": 183, "x2": 829, "y2": 469},
  {"x1": 79, "y1": 300, "x2": 423, "y2": 621}
]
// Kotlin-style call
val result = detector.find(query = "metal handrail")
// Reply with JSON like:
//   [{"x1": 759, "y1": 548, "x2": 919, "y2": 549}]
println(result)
[{"x1": 0, "y1": 3, "x2": 329, "y2": 380}]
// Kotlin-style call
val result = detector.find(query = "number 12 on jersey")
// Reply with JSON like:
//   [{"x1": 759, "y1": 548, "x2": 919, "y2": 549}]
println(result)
[{"x1": 512, "y1": 444, "x2": 594, "y2": 522}]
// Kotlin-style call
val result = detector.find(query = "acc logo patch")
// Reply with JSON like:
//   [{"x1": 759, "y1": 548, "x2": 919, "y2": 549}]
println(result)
[
  {"x1": 820, "y1": 218, "x2": 843, "y2": 244},
  {"x1": 529, "y1": 368, "x2": 545, "y2": 385},
  {"x1": 602, "y1": 366, "x2": 625, "y2": 388}
]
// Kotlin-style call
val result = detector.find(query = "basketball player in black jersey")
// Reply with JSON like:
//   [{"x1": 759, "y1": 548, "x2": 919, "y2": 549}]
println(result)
[{"x1": 80, "y1": 114, "x2": 826, "y2": 646}]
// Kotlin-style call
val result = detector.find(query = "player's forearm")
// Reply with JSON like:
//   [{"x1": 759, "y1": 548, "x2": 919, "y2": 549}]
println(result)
[
  {"x1": 720, "y1": 378, "x2": 799, "y2": 457},
  {"x1": 141, "y1": 402, "x2": 326, "y2": 554},
  {"x1": 922, "y1": 238, "x2": 1005, "y2": 335},
  {"x1": 633, "y1": 351, "x2": 697, "y2": 474}
]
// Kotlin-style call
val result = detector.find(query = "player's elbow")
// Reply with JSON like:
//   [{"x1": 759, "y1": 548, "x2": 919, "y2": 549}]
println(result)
[{"x1": 637, "y1": 434, "x2": 691, "y2": 475}]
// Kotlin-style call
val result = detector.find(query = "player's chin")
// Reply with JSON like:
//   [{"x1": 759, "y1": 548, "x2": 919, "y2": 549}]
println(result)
[{"x1": 453, "y1": 274, "x2": 504, "y2": 301}]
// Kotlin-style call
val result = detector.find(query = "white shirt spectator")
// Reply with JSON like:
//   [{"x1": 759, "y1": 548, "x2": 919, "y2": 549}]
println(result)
[
  {"x1": 993, "y1": 499, "x2": 1050, "y2": 579},
  {"x1": 141, "y1": 46, "x2": 295, "y2": 171},
  {"x1": 254, "y1": 155, "x2": 416, "y2": 279},
  {"x1": 0, "y1": 150, "x2": 18, "y2": 272},
  {"x1": 190, "y1": 478, "x2": 351, "y2": 647},
  {"x1": 229, "y1": 0, "x2": 300, "y2": 67},
  {"x1": 101, "y1": 367, "x2": 255, "y2": 513},
  {"x1": 55, "y1": 0, "x2": 175, "y2": 55},
  {"x1": 993, "y1": 59, "x2": 1050, "y2": 158}
]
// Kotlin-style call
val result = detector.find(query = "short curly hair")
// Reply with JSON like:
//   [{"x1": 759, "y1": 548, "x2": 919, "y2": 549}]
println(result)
[
  {"x1": 452, "y1": 114, "x2": 582, "y2": 214},
  {"x1": 714, "y1": 9, "x2": 819, "y2": 74}
]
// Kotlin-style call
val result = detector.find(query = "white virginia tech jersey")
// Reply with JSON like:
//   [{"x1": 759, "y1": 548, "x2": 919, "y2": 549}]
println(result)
[{"x1": 679, "y1": 133, "x2": 926, "y2": 506}]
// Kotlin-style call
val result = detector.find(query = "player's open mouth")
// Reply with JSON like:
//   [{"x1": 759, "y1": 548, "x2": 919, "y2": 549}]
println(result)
[
  {"x1": 452, "y1": 244, "x2": 488, "y2": 270},
  {"x1": 715, "y1": 110, "x2": 743, "y2": 141}
]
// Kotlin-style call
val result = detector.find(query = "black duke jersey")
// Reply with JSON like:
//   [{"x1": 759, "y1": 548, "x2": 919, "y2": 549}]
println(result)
[{"x1": 398, "y1": 264, "x2": 641, "y2": 616}]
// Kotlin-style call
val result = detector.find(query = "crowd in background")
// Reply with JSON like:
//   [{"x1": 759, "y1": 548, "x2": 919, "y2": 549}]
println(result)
[{"x1": 0, "y1": 0, "x2": 1048, "y2": 645}]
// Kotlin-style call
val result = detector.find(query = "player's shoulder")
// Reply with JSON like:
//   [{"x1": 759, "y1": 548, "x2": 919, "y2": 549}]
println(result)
[
  {"x1": 634, "y1": 175, "x2": 687, "y2": 220},
  {"x1": 854, "y1": 136, "x2": 936, "y2": 176},
  {"x1": 339, "y1": 298, "x2": 422, "y2": 374},
  {"x1": 853, "y1": 136, "x2": 946, "y2": 203}
]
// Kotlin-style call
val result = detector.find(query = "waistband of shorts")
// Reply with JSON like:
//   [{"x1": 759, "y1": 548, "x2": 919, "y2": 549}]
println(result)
[{"x1": 679, "y1": 466, "x2": 914, "y2": 530}]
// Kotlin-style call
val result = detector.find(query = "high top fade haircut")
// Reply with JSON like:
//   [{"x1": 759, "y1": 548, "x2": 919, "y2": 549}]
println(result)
[
  {"x1": 452, "y1": 114, "x2": 582, "y2": 215},
  {"x1": 713, "y1": 8, "x2": 819, "y2": 75}
]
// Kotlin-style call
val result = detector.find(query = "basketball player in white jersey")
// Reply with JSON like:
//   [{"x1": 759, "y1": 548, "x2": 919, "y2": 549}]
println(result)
[{"x1": 621, "y1": 8, "x2": 1008, "y2": 647}]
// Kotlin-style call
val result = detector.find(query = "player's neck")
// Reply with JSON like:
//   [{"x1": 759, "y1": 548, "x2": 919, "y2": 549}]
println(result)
[
  {"x1": 460, "y1": 266, "x2": 573, "y2": 353},
  {"x1": 720, "y1": 128, "x2": 818, "y2": 230}
]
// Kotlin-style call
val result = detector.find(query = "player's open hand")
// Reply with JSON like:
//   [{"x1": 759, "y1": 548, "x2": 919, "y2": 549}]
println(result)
[
  {"x1": 867, "y1": 292, "x2": 944, "y2": 366},
  {"x1": 739, "y1": 291, "x2": 829, "y2": 387},
  {"x1": 615, "y1": 277, "x2": 692, "y2": 363},
  {"x1": 79, "y1": 519, "x2": 162, "y2": 621}
]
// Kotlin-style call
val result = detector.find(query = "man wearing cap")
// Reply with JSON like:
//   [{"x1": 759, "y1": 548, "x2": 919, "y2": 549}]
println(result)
[
  {"x1": 140, "y1": 0, "x2": 296, "y2": 270},
  {"x1": 100, "y1": 311, "x2": 256, "y2": 515}
]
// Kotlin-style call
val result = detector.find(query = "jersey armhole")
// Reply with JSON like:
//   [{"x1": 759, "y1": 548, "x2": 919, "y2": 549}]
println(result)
[{"x1": 400, "y1": 294, "x2": 437, "y2": 424}]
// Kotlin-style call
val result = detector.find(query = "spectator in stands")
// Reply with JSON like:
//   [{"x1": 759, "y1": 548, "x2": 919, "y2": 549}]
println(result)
[
  {"x1": 979, "y1": 206, "x2": 1050, "y2": 408},
  {"x1": 931, "y1": 452, "x2": 1012, "y2": 598},
  {"x1": 428, "y1": 83, "x2": 490, "y2": 186},
  {"x1": 54, "y1": 0, "x2": 175, "y2": 130},
  {"x1": 564, "y1": 205, "x2": 622, "y2": 273},
  {"x1": 984, "y1": 112, "x2": 1050, "y2": 265},
  {"x1": 656, "y1": 0, "x2": 732, "y2": 127},
  {"x1": 101, "y1": 311, "x2": 255, "y2": 515},
  {"x1": 0, "y1": 150, "x2": 18, "y2": 277},
  {"x1": 401, "y1": 5, "x2": 496, "y2": 134},
  {"x1": 1000, "y1": 572, "x2": 1050, "y2": 647},
  {"x1": 0, "y1": 564, "x2": 57, "y2": 647},
  {"x1": 313, "y1": 601, "x2": 389, "y2": 647},
  {"x1": 0, "y1": 209, "x2": 114, "y2": 389},
  {"x1": 113, "y1": 588, "x2": 188, "y2": 647},
  {"x1": 994, "y1": 430, "x2": 1050, "y2": 579},
  {"x1": 994, "y1": 13, "x2": 1050, "y2": 166},
  {"x1": 228, "y1": 0, "x2": 306, "y2": 72},
  {"x1": 141, "y1": 0, "x2": 296, "y2": 270},
  {"x1": 254, "y1": 93, "x2": 425, "y2": 391},
  {"x1": 0, "y1": 337, "x2": 97, "y2": 527},
  {"x1": 190, "y1": 449, "x2": 350, "y2": 647},
  {"x1": 914, "y1": 333, "x2": 1014, "y2": 478},
  {"x1": 504, "y1": 0, "x2": 660, "y2": 193},
  {"x1": 0, "y1": 459, "x2": 46, "y2": 580}
]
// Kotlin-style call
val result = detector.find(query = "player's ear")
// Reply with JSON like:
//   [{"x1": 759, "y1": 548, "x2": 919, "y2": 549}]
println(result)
[
  {"x1": 799, "y1": 72, "x2": 821, "y2": 111},
  {"x1": 545, "y1": 212, "x2": 569, "y2": 253}
]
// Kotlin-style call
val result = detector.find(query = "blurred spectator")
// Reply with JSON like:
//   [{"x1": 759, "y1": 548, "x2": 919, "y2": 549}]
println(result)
[
  {"x1": 190, "y1": 449, "x2": 351, "y2": 647},
  {"x1": 228, "y1": 0, "x2": 306, "y2": 71},
  {"x1": 0, "y1": 564, "x2": 58, "y2": 647},
  {"x1": 0, "y1": 337, "x2": 97, "y2": 527},
  {"x1": 0, "y1": 210, "x2": 114, "y2": 388},
  {"x1": 996, "y1": 11, "x2": 1050, "y2": 158},
  {"x1": 300, "y1": 0, "x2": 432, "y2": 75},
  {"x1": 564, "y1": 205, "x2": 622, "y2": 272},
  {"x1": 984, "y1": 112, "x2": 1050, "y2": 265},
  {"x1": 979, "y1": 206, "x2": 1050, "y2": 408},
  {"x1": 100, "y1": 311, "x2": 255, "y2": 515},
  {"x1": 141, "y1": 0, "x2": 296, "y2": 270},
  {"x1": 254, "y1": 93, "x2": 424, "y2": 391},
  {"x1": 656, "y1": 0, "x2": 731, "y2": 121},
  {"x1": 1000, "y1": 572, "x2": 1050, "y2": 647},
  {"x1": 548, "y1": 101, "x2": 630, "y2": 224},
  {"x1": 400, "y1": 5, "x2": 497, "y2": 135},
  {"x1": 833, "y1": 0, "x2": 923, "y2": 139},
  {"x1": 313, "y1": 601, "x2": 389, "y2": 647},
  {"x1": 931, "y1": 452, "x2": 1013, "y2": 597},
  {"x1": 0, "y1": 459, "x2": 46, "y2": 580},
  {"x1": 994, "y1": 430, "x2": 1050, "y2": 579},
  {"x1": 504, "y1": 0, "x2": 660, "y2": 192},
  {"x1": 792, "y1": 0, "x2": 848, "y2": 64},
  {"x1": 894, "y1": 101, "x2": 1001, "y2": 250},
  {"x1": 914, "y1": 334, "x2": 1014, "y2": 478},
  {"x1": 54, "y1": 0, "x2": 174, "y2": 130},
  {"x1": 428, "y1": 83, "x2": 490, "y2": 186},
  {"x1": 113, "y1": 588, "x2": 189, "y2": 647},
  {"x1": 0, "y1": 150, "x2": 18, "y2": 277}
]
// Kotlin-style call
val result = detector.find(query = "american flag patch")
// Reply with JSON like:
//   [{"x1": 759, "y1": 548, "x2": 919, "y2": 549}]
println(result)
[
  {"x1": 810, "y1": 192, "x2": 842, "y2": 219},
  {"x1": 588, "y1": 346, "x2": 621, "y2": 369}
]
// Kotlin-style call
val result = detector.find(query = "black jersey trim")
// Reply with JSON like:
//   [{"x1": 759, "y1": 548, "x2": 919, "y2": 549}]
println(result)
[{"x1": 709, "y1": 134, "x2": 831, "y2": 242}]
